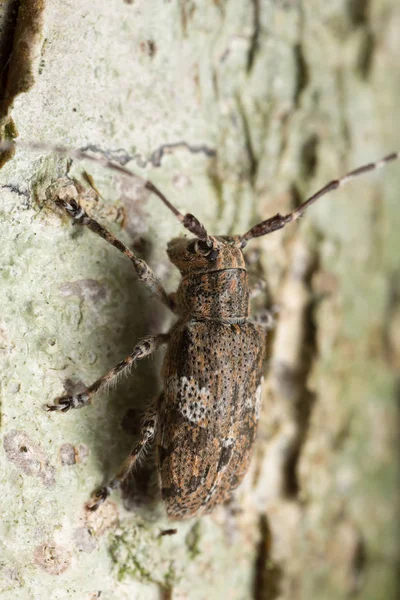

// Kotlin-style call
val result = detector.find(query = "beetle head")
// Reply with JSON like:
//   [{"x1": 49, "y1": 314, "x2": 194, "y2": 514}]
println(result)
[{"x1": 167, "y1": 235, "x2": 245, "y2": 274}]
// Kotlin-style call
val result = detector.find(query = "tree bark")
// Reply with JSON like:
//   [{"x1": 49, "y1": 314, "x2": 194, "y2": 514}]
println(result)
[{"x1": 1, "y1": 1, "x2": 399, "y2": 599}]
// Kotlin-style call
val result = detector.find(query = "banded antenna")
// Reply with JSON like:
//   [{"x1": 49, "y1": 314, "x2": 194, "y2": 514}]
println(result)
[
  {"x1": 240, "y1": 152, "x2": 399, "y2": 245},
  {"x1": 0, "y1": 140, "x2": 212, "y2": 244}
]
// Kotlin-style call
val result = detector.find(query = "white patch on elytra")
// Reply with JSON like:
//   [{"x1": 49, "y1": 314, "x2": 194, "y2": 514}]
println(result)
[
  {"x1": 245, "y1": 395, "x2": 253, "y2": 410},
  {"x1": 166, "y1": 375, "x2": 211, "y2": 424},
  {"x1": 223, "y1": 437, "x2": 235, "y2": 448}
]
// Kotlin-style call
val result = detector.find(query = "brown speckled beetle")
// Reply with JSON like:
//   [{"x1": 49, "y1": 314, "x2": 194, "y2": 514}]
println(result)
[{"x1": 42, "y1": 146, "x2": 398, "y2": 520}]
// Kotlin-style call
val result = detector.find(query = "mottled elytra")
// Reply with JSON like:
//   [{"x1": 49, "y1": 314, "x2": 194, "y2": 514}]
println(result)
[{"x1": 7, "y1": 141, "x2": 399, "y2": 519}]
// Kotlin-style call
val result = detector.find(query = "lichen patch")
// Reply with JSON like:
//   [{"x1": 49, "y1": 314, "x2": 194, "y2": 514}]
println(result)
[
  {"x1": 3, "y1": 429, "x2": 56, "y2": 487},
  {"x1": 33, "y1": 541, "x2": 72, "y2": 575}
]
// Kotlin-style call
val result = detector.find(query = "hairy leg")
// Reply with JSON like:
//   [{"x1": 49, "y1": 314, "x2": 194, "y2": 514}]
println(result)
[
  {"x1": 87, "y1": 403, "x2": 159, "y2": 511},
  {"x1": 53, "y1": 191, "x2": 173, "y2": 310},
  {"x1": 46, "y1": 334, "x2": 169, "y2": 412}
]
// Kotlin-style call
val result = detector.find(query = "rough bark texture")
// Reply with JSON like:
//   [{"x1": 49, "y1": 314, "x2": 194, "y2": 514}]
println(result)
[{"x1": 1, "y1": 1, "x2": 399, "y2": 599}]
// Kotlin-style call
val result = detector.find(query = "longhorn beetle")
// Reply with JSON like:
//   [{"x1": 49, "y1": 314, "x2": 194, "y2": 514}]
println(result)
[{"x1": 6, "y1": 142, "x2": 399, "y2": 519}]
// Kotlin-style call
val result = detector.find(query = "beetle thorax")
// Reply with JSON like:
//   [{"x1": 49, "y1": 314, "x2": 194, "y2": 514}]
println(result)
[{"x1": 175, "y1": 268, "x2": 249, "y2": 322}]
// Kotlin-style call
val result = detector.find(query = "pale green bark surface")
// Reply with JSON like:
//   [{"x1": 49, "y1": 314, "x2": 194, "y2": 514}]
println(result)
[{"x1": 0, "y1": 1, "x2": 399, "y2": 599}]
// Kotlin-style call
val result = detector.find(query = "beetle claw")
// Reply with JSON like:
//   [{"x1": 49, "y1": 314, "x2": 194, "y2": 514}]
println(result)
[
  {"x1": 44, "y1": 396, "x2": 73, "y2": 412},
  {"x1": 87, "y1": 486, "x2": 110, "y2": 511}
]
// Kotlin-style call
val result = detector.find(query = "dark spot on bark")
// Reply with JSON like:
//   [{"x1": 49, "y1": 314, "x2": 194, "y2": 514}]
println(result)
[
  {"x1": 300, "y1": 134, "x2": 319, "y2": 179},
  {"x1": 159, "y1": 528, "x2": 178, "y2": 537},
  {"x1": 0, "y1": 0, "x2": 46, "y2": 167},
  {"x1": 294, "y1": 43, "x2": 309, "y2": 103},
  {"x1": 347, "y1": 0, "x2": 369, "y2": 26},
  {"x1": 253, "y1": 514, "x2": 282, "y2": 599}
]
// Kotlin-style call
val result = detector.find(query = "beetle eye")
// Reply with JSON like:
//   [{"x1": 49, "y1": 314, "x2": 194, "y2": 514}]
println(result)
[
  {"x1": 187, "y1": 239, "x2": 219, "y2": 260},
  {"x1": 187, "y1": 240, "x2": 198, "y2": 254},
  {"x1": 197, "y1": 240, "x2": 211, "y2": 253}
]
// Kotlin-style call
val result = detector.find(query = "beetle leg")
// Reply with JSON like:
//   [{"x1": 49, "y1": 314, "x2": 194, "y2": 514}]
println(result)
[
  {"x1": 87, "y1": 406, "x2": 158, "y2": 511},
  {"x1": 46, "y1": 334, "x2": 169, "y2": 412},
  {"x1": 53, "y1": 194, "x2": 174, "y2": 310},
  {"x1": 251, "y1": 305, "x2": 280, "y2": 330}
]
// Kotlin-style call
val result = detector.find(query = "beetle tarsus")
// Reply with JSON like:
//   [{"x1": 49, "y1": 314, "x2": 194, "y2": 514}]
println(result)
[
  {"x1": 45, "y1": 396, "x2": 73, "y2": 412},
  {"x1": 87, "y1": 486, "x2": 111, "y2": 511}
]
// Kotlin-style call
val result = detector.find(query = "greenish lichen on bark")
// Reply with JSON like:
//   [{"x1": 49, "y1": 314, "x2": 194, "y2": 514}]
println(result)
[{"x1": 0, "y1": 0, "x2": 399, "y2": 599}]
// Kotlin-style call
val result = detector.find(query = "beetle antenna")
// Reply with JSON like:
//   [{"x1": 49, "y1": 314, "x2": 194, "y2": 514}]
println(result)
[
  {"x1": 240, "y1": 152, "x2": 399, "y2": 245},
  {"x1": 0, "y1": 140, "x2": 210, "y2": 241}
]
